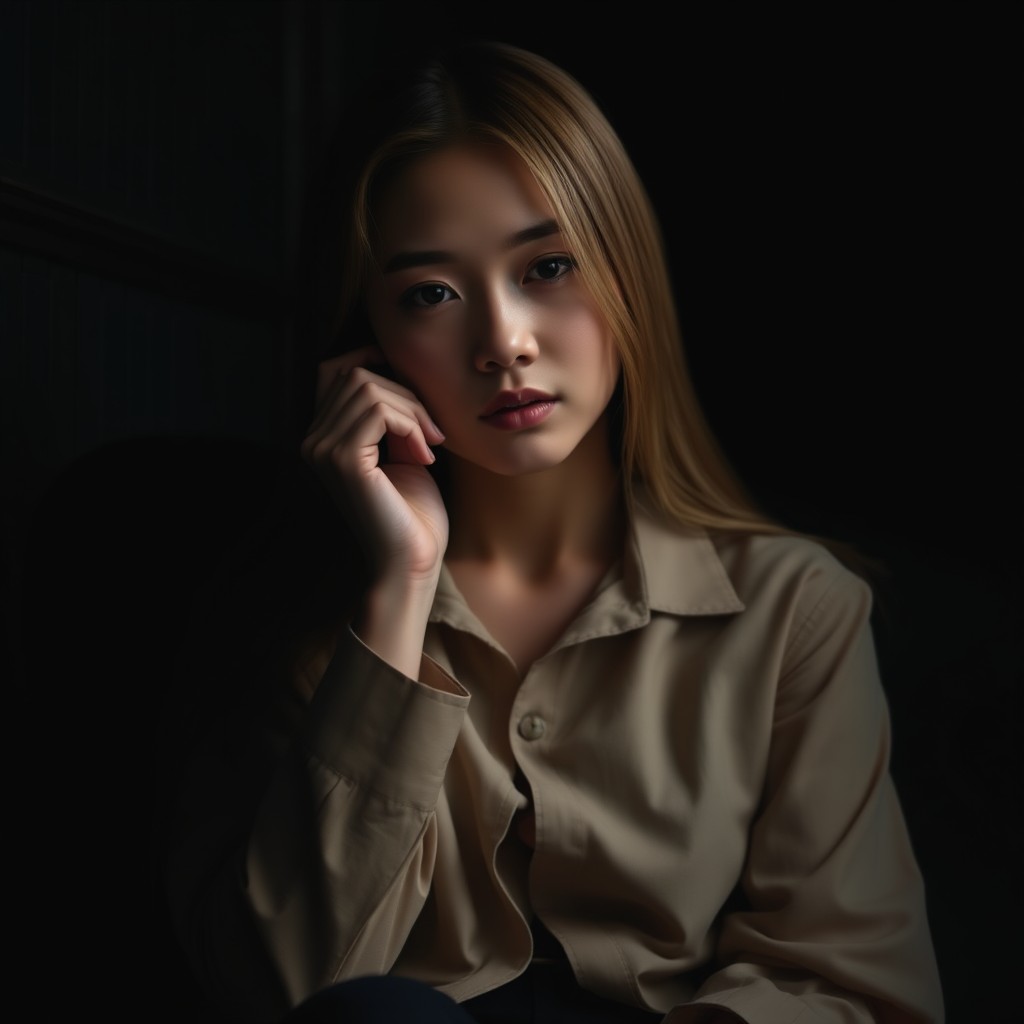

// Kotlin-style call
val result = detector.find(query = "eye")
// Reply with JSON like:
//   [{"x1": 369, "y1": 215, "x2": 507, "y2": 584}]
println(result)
[
  {"x1": 525, "y1": 255, "x2": 575, "y2": 283},
  {"x1": 399, "y1": 283, "x2": 458, "y2": 309}
]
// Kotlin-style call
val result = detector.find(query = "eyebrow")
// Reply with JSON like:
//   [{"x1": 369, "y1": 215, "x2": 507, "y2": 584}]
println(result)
[{"x1": 382, "y1": 219, "x2": 561, "y2": 274}]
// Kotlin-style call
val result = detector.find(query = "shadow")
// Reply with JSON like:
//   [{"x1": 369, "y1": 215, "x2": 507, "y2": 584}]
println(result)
[{"x1": 17, "y1": 435, "x2": 294, "y2": 1021}]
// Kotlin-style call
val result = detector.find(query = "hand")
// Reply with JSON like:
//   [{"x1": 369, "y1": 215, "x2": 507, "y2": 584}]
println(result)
[{"x1": 300, "y1": 345, "x2": 449, "y2": 586}]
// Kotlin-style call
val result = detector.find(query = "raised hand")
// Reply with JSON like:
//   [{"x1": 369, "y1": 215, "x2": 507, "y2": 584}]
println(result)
[{"x1": 300, "y1": 345, "x2": 449, "y2": 589}]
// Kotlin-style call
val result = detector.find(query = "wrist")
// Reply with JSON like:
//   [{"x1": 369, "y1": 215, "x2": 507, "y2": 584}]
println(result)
[{"x1": 354, "y1": 574, "x2": 440, "y2": 680}]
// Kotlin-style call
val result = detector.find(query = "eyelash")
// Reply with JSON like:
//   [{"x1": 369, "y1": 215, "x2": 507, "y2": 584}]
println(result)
[
  {"x1": 526, "y1": 255, "x2": 576, "y2": 283},
  {"x1": 399, "y1": 255, "x2": 576, "y2": 309}
]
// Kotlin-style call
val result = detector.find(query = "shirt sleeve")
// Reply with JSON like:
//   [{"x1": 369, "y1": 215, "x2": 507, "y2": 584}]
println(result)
[
  {"x1": 667, "y1": 561, "x2": 944, "y2": 1024},
  {"x1": 162, "y1": 623, "x2": 470, "y2": 1024}
]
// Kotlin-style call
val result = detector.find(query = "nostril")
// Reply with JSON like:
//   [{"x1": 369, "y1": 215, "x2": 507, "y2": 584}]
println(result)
[{"x1": 473, "y1": 329, "x2": 539, "y2": 371}]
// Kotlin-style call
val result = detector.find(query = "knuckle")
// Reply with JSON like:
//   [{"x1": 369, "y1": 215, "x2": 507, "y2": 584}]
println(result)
[
  {"x1": 306, "y1": 437, "x2": 339, "y2": 468},
  {"x1": 327, "y1": 446, "x2": 352, "y2": 476},
  {"x1": 303, "y1": 437, "x2": 328, "y2": 465}
]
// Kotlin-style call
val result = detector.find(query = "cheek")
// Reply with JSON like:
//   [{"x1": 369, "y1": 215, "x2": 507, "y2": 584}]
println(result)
[
  {"x1": 549, "y1": 292, "x2": 614, "y2": 355},
  {"x1": 382, "y1": 340, "x2": 460, "y2": 412},
  {"x1": 369, "y1": 312, "x2": 459, "y2": 387},
  {"x1": 559, "y1": 308, "x2": 619, "y2": 388},
  {"x1": 392, "y1": 359, "x2": 444, "y2": 403}
]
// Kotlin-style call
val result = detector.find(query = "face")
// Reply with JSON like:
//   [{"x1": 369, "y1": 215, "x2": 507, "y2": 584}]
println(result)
[{"x1": 364, "y1": 143, "x2": 621, "y2": 478}]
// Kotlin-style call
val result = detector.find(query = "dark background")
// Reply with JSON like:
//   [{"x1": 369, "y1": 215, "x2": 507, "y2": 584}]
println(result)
[{"x1": 2, "y1": 2, "x2": 1018, "y2": 1020}]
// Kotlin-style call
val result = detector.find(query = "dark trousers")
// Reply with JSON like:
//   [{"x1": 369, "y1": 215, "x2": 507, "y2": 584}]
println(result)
[{"x1": 282, "y1": 964, "x2": 664, "y2": 1023}]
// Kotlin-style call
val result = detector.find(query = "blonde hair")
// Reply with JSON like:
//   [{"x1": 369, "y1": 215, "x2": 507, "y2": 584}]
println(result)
[{"x1": 312, "y1": 40, "x2": 784, "y2": 536}]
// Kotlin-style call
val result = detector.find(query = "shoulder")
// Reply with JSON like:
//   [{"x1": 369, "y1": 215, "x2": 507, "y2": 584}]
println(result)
[
  {"x1": 707, "y1": 530, "x2": 875, "y2": 653},
  {"x1": 631, "y1": 510, "x2": 888, "y2": 720},
  {"x1": 630, "y1": 495, "x2": 873, "y2": 623},
  {"x1": 706, "y1": 532, "x2": 882, "y2": 713},
  {"x1": 712, "y1": 529, "x2": 869, "y2": 603}
]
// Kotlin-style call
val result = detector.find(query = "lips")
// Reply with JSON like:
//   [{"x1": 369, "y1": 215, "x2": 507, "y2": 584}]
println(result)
[{"x1": 479, "y1": 388, "x2": 558, "y2": 418}]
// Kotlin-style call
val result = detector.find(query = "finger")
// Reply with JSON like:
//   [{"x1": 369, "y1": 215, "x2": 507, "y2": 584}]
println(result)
[
  {"x1": 374, "y1": 411, "x2": 437, "y2": 468},
  {"x1": 309, "y1": 370, "x2": 445, "y2": 447},
  {"x1": 386, "y1": 429, "x2": 433, "y2": 468},
  {"x1": 314, "y1": 345, "x2": 388, "y2": 407},
  {"x1": 304, "y1": 396, "x2": 436, "y2": 473},
  {"x1": 344, "y1": 403, "x2": 436, "y2": 472},
  {"x1": 309, "y1": 361, "x2": 389, "y2": 436},
  {"x1": 308, "y1": 374, "x2": 415, "y2": 447}
]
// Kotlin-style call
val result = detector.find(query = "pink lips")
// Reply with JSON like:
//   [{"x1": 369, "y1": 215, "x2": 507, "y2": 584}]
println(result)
[{"x1": 479, "y1": 388, "x2": 558, "y2": 430}]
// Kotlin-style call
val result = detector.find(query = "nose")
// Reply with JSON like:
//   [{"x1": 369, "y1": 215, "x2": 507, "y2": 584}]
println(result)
[{"x1": 472, "y1": 293, "x2": 539, "y2": 372}]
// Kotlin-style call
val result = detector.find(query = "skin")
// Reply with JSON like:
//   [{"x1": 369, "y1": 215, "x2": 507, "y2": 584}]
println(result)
[{"x1": 302, "y1": 141, "x2": 624, "y2": 679}]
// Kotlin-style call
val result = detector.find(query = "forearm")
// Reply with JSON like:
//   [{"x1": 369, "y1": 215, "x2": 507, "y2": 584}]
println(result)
[
  {"x1": 165, "y1": 627, "x2": 469, "y2": 1018},
  {"x1": 168, "y1": 749, "x2": 442, "y2": 1020}
]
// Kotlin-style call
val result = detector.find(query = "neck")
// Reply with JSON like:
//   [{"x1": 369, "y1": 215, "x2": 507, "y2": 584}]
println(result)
[{"x1": 444, "y1": 423, "x2": 626, "y2": 581}]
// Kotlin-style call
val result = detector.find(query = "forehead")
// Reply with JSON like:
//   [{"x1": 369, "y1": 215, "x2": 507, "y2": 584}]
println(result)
[{"x1": 371, "y1": 143, "x2": 557, "y2": 252}]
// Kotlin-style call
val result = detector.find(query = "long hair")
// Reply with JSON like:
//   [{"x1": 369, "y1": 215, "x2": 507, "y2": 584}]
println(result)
[{"x1": 294, "y1": 39, "x2": 786, "y2": 536}]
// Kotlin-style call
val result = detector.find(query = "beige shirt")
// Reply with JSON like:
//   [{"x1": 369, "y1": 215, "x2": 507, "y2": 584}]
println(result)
[{"x1": 166, "y1": 497, "x2": 944, "y2": 1023}]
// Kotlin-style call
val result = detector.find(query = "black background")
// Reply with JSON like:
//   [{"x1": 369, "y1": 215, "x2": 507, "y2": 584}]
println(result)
[{"x1": 4, "y1": 3, "x2": 1019, "y2": 1021}]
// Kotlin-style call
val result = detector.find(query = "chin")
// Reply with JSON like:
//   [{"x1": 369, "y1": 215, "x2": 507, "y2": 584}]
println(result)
[{"x1": 445, "y1": 440, "x2": 578, "y2": 478}]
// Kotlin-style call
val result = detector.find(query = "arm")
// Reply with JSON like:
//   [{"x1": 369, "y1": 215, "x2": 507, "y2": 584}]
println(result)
[
  {"x1": 670, "y1": 563, "x2": 944, "y2": 1023},
  {"x1": 163, "y1": 622, "x2": 469, "y2": 1023},
  {"x1": 162, "y1": 347, "x2": 457, "y2": 1021}
]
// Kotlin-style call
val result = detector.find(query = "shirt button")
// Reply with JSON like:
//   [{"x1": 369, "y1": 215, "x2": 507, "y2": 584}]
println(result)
[{"x1": 518, "y1": 713, "x2": 546, "y2": 741}]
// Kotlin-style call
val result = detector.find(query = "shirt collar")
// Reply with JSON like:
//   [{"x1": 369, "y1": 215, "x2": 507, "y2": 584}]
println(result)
[
  {"x1": 630, "y1": 490, "x2": 746, "y2": 616},
  {"x1": 430, "y1": 487, "x2": 744, "y2": 647}
]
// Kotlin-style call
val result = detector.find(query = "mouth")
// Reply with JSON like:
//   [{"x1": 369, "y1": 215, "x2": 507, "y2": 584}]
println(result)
[{"x1": 479, "y1": 388, "x2": 558, "y2": 419}]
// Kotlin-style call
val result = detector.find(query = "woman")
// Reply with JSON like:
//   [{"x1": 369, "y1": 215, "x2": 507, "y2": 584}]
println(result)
[{"x1": 162, "y1": 39, "x2": 944, "y2": 1024}]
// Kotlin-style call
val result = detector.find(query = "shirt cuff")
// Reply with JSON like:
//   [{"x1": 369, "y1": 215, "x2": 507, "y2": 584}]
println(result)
[
  {"x1": 297, "y1": 624, "x2": 470, "y2": 810},
  {"x1": 664, "y1": 980, "x2": 833, "y2": 1024}
]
